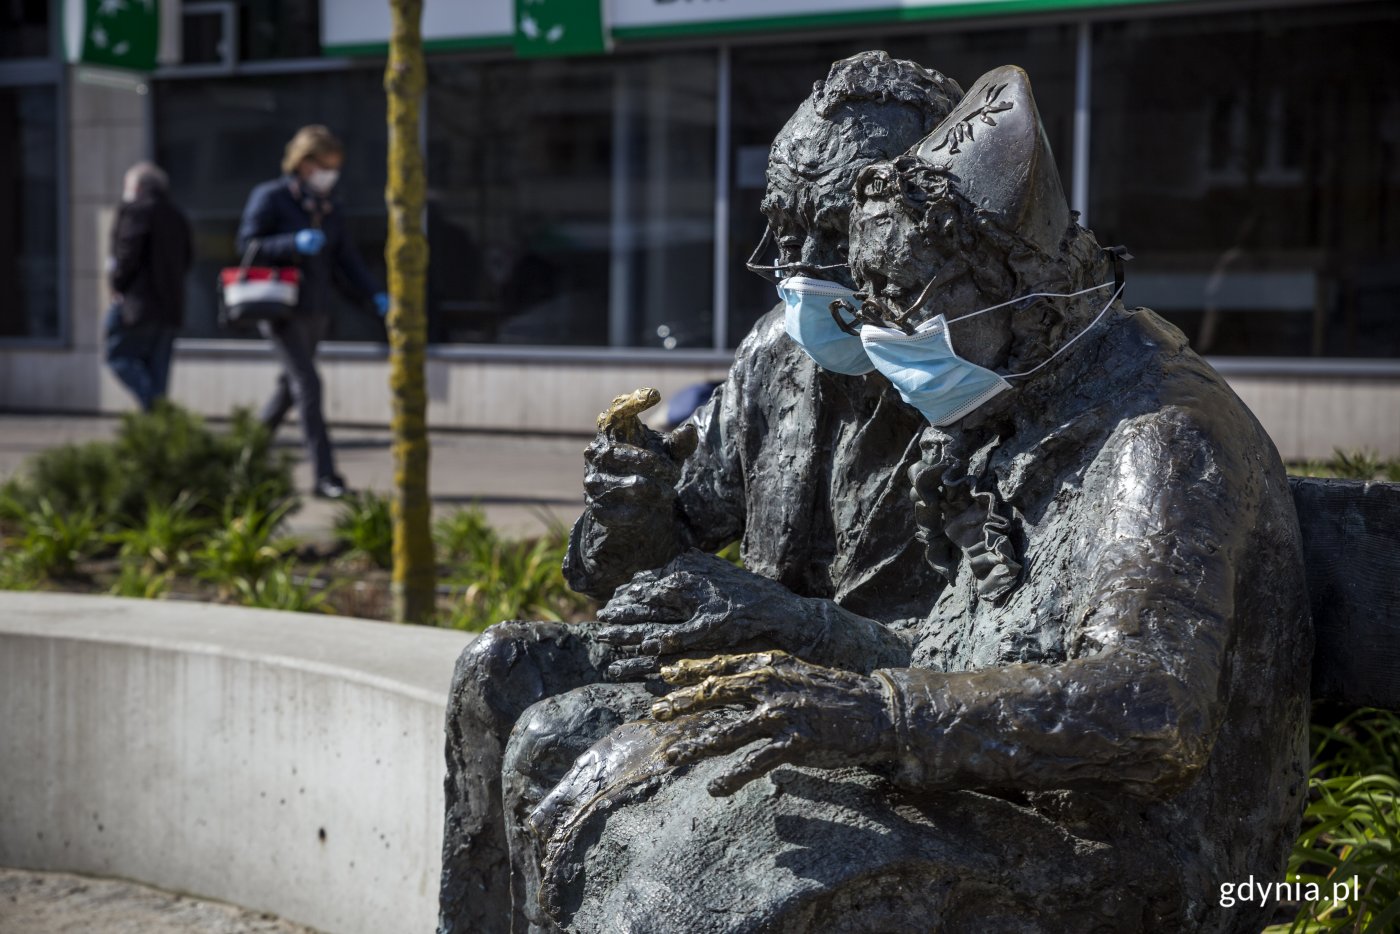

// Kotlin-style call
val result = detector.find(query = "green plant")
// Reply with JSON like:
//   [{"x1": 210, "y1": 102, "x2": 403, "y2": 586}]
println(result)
[
  {"x1": 1328, "y1": 449, "x2": 1386, "y2": 482},
  {"x1": 717, "y1": 540, "x2": 744, "y2": 568},
  {"x1": 108, "y1": 492, "x2": 213, "y2": 574},
  {"x1": 110, "y1": 403, "x2": 295, "y2": 520},
  {"x1": 0, "y1": 479, "x2": 28, "y2": 533},
  {"x1": 18, "y1": 498, "x2": 105, "y2": 579},
  {"x1": 232, "y1": 559, "x2": 337, "y2": 614},
  {"x1": 1292, "y1": 451, "x2": 1398, "y2": 482},
  {"x1": 5, "y1": 404, "x2": 296, "y2": 532},
  {"x1": 439, "y1": 517, "x2": 592, "y2": 631},
  {"x1": 1266, "y1": 708, "x2": 1400, "y2": 933},
  {"x1": 434, "y1": 504, "x2": 497, "y2": 567},
  {"x1": 194, "y1": 498, "x2": 297, "y2": 596},
  {"x1": 334, "y1": 491, "x2": 394, "y2": 569},
  {"x1": 19, "y1": 441, "x2": 122, "y2": 521},
  {"x1": 109, "y1": 561, "x2": 172, "y2": 599},
  {"x1": 0, "y1": 549, "x2": 42, "y2": 591}
]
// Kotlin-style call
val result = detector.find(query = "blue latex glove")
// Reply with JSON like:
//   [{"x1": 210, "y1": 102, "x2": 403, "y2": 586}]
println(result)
[
  {"x1": 294, "y1": 229, "x2": 326, "y2": 255},
  {"x1": 373, "y1": 292, "x2": 390, "y2": 317}
]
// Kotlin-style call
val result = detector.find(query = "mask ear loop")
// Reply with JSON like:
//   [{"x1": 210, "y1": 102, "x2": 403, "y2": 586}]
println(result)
[
  {"x1": 1103, "y1": 245, "x2": 1133, "y2": 300},
  {"x1": 1005, "y1": 277, "x2": 1126, "y2": 379},
  {"x1": 745, "y1": 226, "x2": 779, "y2": 281},
  {"x1": 829, "y1": 299, "x2": 865, "y2": 337}
]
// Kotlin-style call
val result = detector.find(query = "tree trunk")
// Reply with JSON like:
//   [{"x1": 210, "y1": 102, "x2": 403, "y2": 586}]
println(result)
[{"x1": 384, "y1": 0, "x2": 434, "y2": 624}]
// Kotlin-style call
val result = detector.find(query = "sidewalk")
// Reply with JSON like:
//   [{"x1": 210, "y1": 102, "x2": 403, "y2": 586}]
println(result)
[{"x1": 0, "y1": 414, "x2": 588, "y2": 540}]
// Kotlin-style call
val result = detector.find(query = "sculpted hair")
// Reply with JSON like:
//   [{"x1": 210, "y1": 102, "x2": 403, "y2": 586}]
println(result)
[
  {"x1": 812, "y1": 50, "x2": 964, "y2": 135},
  {"x1": 282, "y1": 124, "x2": 344, "y2": 175}
]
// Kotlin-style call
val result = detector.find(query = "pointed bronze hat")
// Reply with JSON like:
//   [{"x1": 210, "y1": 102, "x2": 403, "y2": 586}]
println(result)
[{"x1": 911, "y1": 65, "x2": 1069, "y2": 255}]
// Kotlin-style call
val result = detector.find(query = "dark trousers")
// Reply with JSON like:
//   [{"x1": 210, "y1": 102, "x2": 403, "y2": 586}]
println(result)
[
  {"x1": 258, "y1": 312, "x2": 337, "y2": 482},
  {"x1": 104, "y1": 303, "x2": 176, "y2": 412}
]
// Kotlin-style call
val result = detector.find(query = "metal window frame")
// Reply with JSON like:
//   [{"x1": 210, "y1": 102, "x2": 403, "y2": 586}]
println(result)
[{"x1": 178, "y1": 1, "x2": 239, "y2": 75}]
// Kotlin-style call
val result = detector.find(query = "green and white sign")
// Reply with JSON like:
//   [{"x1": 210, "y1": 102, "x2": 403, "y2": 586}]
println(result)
[
  {"x1": 64, "y1": 0, "x2": 161, "y2": 71},
  {"x1": 321, "y1": 0, "x2": 1174, "y2": 57},
  {"x1": 608, "y1": 0, "x2": 1178, "y2": 40},
  {"x1": 514, "y1": 0, "x2": 610, "y2": 58}
]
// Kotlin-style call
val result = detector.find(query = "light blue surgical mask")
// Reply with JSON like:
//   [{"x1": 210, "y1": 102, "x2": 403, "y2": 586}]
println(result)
[
  {"x1": 779, "y1": 275, "x2": 875, "y2": 376},
  {"x1": 859, "y1": 281, "x2": 1123, "y2": 426}
]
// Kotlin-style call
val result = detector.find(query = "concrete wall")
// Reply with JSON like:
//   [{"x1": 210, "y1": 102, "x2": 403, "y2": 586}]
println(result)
[
  {"x1": 4, "y1": 340, "x2": 1399, "y2": 459},
  {"x1": 0, "y1": 592, "x2": 475, "y2": 934}
]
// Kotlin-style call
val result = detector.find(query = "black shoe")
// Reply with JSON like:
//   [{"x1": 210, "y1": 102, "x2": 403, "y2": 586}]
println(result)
[{"x1": 313, "y1": 476, "x2": 350, "y2": 500}]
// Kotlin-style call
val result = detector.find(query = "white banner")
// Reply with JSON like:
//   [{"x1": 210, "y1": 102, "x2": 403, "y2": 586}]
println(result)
[
  {"x1": 321, "y1": 0, "x2": 1155, "y2": 50},
  {"x1": 610, "y1": 0, "x2": 1026, "y2": 30}
]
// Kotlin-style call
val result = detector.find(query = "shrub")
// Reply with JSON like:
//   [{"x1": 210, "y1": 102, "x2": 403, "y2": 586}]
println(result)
[
  {"x1": 110, "y1": 561, "x2": 172, "y2": 599},
  {"x1": 0, "y1": 549, "x2": 42, "y2": 591},
  {"x1": 334, "y1": 491, "x2": 394, "y2": 569},
  {"x1": 434, "y1": 504, "x2": 496, "y2": 567},
  {"x1": 233, "y1": 559, "x2": 337, "y2": 614},
  {"x1": 5, "y1": 404, "x2": 295, "y2": 529},
  {"x1": 18, "y1": 498, "x2": 105, "y2": 579},
  {"x1": 108, "y1": 492, "x2": 213, "y2": 574},
  {"x1": 1267, "y1": 708, "x2": 1400, "y2": 933},
  {"x1": 439, "y1": 511, "x2": 592, "y2": 631},
  {"x1": 21, "y1": 441, "x2": 123, "y2": 522},
  {"x1": 194, "y1": 497, "x2": 297, "y2": 597}
]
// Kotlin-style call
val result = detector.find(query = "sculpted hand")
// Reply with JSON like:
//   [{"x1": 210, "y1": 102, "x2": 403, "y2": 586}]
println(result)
[
  {"x1": 585, "y1": 388, "x2": 697, "y2": 526},
  {"x1": 596, "y1": 551, "x2": 837, "y2": 679},
  {"x1": 651, "y1": 651, "x2": 895, "y2": 796},
  {"x1": 566, "y1": 388, "x2": 698, "y2": 596}
]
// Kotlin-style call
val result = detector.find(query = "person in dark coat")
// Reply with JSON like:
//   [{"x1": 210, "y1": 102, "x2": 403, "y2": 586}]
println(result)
[
  {"x1": 105, "y1": 162, "x2": 193, "y2": 411},
  {"x1": 236, "y1": 124, "x2": 387, "y2": 500}
]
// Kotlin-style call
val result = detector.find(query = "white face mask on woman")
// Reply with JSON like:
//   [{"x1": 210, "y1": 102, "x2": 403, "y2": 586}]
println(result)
[{"x1": 307, "y1": 168, "x2": 340, "y2": 194}]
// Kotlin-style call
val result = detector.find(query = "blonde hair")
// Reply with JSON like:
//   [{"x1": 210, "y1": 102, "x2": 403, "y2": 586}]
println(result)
[{"x1": 281, "y1": 125, "x2": 344, "y2": 175}]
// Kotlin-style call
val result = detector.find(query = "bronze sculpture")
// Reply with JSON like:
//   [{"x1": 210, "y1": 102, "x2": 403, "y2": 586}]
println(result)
[{"x1": 439, "y1": 57, "x2": 1313, "y2": 934}]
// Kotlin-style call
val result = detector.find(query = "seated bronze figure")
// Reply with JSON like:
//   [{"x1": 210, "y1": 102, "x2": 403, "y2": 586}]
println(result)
[{"x1": 439, "y1": 57, "x2": 1312, "y2": 934}]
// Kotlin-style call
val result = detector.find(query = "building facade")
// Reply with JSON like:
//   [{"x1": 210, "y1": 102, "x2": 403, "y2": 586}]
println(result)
[{"x1": 1, "y1": 0, "x2": 1397, "y2": 457}]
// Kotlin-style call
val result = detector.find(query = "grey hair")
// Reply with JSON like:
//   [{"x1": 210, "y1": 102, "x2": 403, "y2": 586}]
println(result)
[{"x1": 124, "y1": 161, "x2": 168, "y2": 195}]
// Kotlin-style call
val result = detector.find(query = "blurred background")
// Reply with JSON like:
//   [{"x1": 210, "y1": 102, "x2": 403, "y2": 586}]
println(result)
[{"x1": 1, "y1": 0, "x2": 1398, "y2": 455}]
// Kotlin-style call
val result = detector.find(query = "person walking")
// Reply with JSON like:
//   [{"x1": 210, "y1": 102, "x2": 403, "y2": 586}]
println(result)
[
  {"x1": 236, "y1": 125, "x2": 388, "y2": 500},
  {"x1": 106, "y1": 162, "x2": 193, "y2": 412}
]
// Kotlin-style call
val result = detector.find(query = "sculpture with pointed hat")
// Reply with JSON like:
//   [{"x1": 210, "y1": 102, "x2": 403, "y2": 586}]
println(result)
[{"x1": 444, "y1": 59, "x2": 1312, "y2": 934}]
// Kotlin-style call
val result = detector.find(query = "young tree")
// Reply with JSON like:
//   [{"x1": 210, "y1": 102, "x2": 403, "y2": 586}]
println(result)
[{"x1": 384, "y1": 0, "x2": 434, "y2": 623}]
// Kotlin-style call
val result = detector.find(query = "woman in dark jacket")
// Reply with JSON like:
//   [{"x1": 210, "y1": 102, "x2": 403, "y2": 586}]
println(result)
[{"x1": 236, "y1": 124, "x2": 386, "y2": 499}]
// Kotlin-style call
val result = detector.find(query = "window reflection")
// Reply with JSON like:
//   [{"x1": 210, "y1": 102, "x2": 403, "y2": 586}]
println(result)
[
  {"x1": 0, "y1": 85, "x2": 58, "y2": 338},
  {"x1": 0, "y1": 0, "x2": 48, "y2": 60},
  {"x1": 1090, "y1": 2, "x2": 1400, "y2": 357},
  {"x1": 426, "y1": 52, "x2": 716, "y2": 348},
  {"x1": 155, "y1": 70, "x2": 388, "y2": 341}
]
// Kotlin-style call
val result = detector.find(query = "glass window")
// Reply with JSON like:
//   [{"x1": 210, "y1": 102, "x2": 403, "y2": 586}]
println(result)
[
  {"x1": 0, "y1": 0, "x2": 49, "y2": 60},
  {"x1": 238, "y1": 0, "x2": 321, "y2": 61},
  {"x1": 1090, "y1": 1, "x2": 1400, "y2": 358},
  {"x1": 153, "y1": 69, "x2": 388, "y2": 340},
  {"x1": 727, "y1": 25, "x2": 1078, "y2": 347},
  {"x1": 426, "y1": 52, "x2": 717, "y2": 348},
  {"x1": 0, "y1": 84, "x2": 59, "y2": 339}
]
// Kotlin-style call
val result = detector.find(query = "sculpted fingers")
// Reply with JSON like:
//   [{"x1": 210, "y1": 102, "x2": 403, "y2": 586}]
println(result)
[
  {"x1": 605, "y1": 655, "x2": 662, "y2": 681},
  {"x1": 664, "y1": 708, "x2": 788, "y2": 767},
  {"x1": 665, "y1": 421, "x2": 699, "y2": 460},
  {"x1": 598, "y1": 570, "x2": 705, "y2": 623},
  {"x1": 592, "y1": 623, "x2": 655, "y2": 647},
  {"x1": 652, "y1": 664, "x2": 792, "y2": 721},
  {"x1": 586, "y1": 438, "x2": 684, "y2": 483},
  {"x1": 708, "y1": 736, "x2": 806, "y2": 797},
  {"x1": 659, "y1": 651, "x2": 793, "y2": 687}
]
